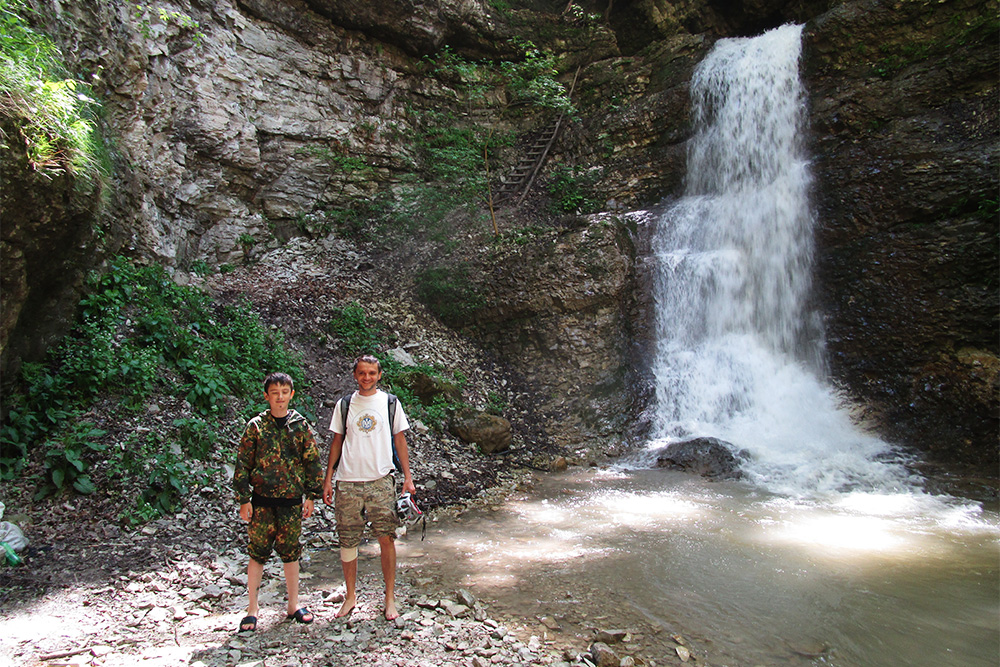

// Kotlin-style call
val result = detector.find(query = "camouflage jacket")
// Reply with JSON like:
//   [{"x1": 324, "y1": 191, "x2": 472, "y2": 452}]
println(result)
[{"x1": 233, "y1": 409, "x2": 323, "y2": 505}]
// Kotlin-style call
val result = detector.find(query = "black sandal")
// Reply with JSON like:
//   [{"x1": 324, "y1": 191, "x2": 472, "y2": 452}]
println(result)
[
  {"x1": 288, "y1": 607, "x2": 314, "y2": 624},
  {"x1": 238, "y1": 615, "x2": 257, "y2": 632}
]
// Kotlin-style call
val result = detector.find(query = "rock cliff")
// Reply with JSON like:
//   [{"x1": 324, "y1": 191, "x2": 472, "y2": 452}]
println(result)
[
  {"x1": 1, "y1": 0, "x2": 995, "y2": 476},
  {"x1": 804, "y1": 0, "x2": 998, "y2": 472}
]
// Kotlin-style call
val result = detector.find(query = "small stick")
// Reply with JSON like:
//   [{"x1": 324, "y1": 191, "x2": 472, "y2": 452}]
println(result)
[{"x1": 37, "y1": 646, "x2": 92, "y2": 660}]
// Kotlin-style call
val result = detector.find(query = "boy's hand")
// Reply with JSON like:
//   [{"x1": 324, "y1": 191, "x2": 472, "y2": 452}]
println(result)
[
  {"x1": 322, "y1": 480, "x2": 334, "y2": 506},
  {"x1": 239, "y1": 502, "x2": 253, "y2": 522},
  {"x1": 303, "y1": 498, "x2": 314, "y2": 518}
]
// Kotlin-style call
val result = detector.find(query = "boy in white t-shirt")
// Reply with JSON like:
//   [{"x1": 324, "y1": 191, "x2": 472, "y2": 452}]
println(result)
[{"x1": 322, "y1": 355, "x2": 416, "y2": 621}]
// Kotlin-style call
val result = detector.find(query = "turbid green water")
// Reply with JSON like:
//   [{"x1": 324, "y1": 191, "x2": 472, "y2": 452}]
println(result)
[{"x1": 410, "y1": 467, "x2": 998, "y2": 666}]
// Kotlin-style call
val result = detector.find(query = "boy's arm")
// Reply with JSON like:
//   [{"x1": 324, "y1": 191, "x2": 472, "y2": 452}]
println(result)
[
  {"x1": 233, "y1": 423, "x2": 257, "y2": 506},
  {"x1": 301, "y1": 424, "x2": 324, "y2": 501},
  {"x1": 322, "y1": 432, "x2": 344, "y2": 506},
  {"x1": 394, "y1": 431, "x2": 416, "y2": 495}
]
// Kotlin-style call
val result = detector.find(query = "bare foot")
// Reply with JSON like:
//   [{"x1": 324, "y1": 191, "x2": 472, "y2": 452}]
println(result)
[
  {"x1": 384, "y1": 596, "x2": 398, "y2": 621},
  {"x1": 336, "y1": 597, "x2": 356, "y2": 618}
]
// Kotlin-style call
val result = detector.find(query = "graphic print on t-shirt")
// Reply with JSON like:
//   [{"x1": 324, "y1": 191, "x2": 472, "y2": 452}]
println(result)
[{"x1": 355, "y1": 412, "x2": 378, "y2": 434}]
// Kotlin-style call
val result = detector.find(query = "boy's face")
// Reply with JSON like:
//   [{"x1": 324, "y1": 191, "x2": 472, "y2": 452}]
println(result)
[
  {"x1": 353, "y1": 361, "x2": 381, "y2": 395},
  {"x1": 265, "y1": 382, "x2": 294, "y2": 416}
]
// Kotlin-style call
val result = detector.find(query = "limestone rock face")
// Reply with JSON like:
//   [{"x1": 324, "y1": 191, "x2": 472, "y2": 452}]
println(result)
[
  {"x1": 803, "y1": 0, "x2": 998, "y2": 470},
  {"x1": 468, "y1": 215, "x2": 641, "y2": 448},
  {"x1": 27, "y1": 0, "x2": 442, "y2": 271},
  {"x1": 297, "y1": 0, "x2": 506, "y2": 57}
]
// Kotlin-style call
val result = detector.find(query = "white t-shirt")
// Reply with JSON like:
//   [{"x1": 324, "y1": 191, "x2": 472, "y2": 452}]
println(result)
[{"x1": 328, "y1": 390, "x2": 409, "y2": 482}]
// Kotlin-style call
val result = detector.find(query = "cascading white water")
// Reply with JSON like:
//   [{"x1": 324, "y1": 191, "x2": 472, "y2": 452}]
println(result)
[{"x1": 646, "y1": 24, "x2": 915, "y2": 496}]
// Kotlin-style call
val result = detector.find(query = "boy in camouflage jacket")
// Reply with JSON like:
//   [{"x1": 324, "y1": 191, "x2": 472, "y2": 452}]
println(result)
[{"x1": 233, "y1": 372, "x2": 323, "y2": 632}]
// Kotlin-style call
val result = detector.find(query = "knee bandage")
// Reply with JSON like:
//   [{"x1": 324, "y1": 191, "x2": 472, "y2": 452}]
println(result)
[{"x1": 340, "y1": 546, "x2": 358, "y2": 563}]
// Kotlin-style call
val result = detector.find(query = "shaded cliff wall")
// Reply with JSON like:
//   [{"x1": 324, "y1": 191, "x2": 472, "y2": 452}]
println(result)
[
  {"x1": 0, "y1": 118, "x2": 109, "y2": 375},
  {"x1": 1, "y1": 0, "x2": 506, "y2": 382},
  {"x1": 804, "y1": 0, "x2": 998, "y2": 471},
  {"x1": 1, "y1": 0, "x2": 996, "y2": 472}
]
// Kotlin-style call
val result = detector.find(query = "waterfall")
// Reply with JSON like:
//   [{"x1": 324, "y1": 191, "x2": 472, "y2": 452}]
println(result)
[{"x1": 646, "y1": 24, "x2": 915, "y2": 497}]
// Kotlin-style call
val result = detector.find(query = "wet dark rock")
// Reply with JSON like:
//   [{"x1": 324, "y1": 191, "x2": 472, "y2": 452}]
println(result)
[
  {"x1": 654, "y1": 437, "x2": 749, "y2": 480},
  {"x1": 804, "y1": 0, "x2": 999, "y2": 472}
]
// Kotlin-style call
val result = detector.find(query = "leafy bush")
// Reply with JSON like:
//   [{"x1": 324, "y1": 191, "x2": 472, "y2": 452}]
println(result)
[
  {"x1": 322, "y1": 195, "x2": 391, "y2": 241},
  {"x1": 486, "y1": 391, "x2": 508, "y2": 416},
  {"x1": 190, "y1": 260, "x2": 214, "y2": 276},
  {"x1": 141, "y1": 448, "x2": 194, "y2": 516},
  {"x1": 548, "y1": 164, "x2": 603, "y2": 214},
  {"x1": 34, "y1": 421, "x2": 107, "y2": 499},
  {"x1": 132, "y1": 3, "x2": 203, "y2": 45},
  {"x1": 379, "y1": 357, "x2": 467, "y2": 431},
  {"x1": 108, "y1": 430, "x2": 198, "y2": 525},
  {"x1": 180, "y1": 360, "x2": 232, "y2": 415},
  {"x1": 172, "y1": 417, "x2": 218, "y2": 460},
  {"x1": 327, "y1": 301, "x2": 386, "y2": 356},
  {"x1": 0, "y1": 256, "x2": 308, "y2": 516}
]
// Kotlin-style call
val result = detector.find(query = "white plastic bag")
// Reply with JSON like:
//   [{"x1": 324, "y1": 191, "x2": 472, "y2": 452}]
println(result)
[{"x1": 0, "y1": 520, "x2": 28, "y2": 551}]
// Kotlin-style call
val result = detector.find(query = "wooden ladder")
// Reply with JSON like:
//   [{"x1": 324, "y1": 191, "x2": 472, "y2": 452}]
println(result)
[{"x1": 494, "y1": 67, "x2": 581, "y2": 208}]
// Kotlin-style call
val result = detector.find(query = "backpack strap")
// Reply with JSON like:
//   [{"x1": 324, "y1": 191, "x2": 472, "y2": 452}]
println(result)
[
  {"x1": 387, "y1": 393, "x2": 401, "y2": 472},
  {"x1": 339, "y1": 393, "x2": 353, "y2": 436},
  {"x1": 329, "y1": 393, "x2": 351, "y2": 472}
]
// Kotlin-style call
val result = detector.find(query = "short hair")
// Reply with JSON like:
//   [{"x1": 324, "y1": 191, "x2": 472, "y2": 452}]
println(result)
[
  {"x1": 352, "y1": 355, "x2": 381, "y2": 372},
  {"x1": 264, "y1": 372, "x2": 294, "y2": 392}
]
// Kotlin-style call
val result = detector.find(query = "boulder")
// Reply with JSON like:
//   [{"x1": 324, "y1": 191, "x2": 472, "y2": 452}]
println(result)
[
  {"x1": 653, "y1": 437, "x2": 748, "y2": 480},
  {"x1": 449, "y1": 409, "x2": 511, "y2": 455}
]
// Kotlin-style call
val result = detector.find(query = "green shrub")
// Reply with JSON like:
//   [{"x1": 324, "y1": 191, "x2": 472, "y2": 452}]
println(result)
[
  {"x1": 34, "y1": 420, "x2": 107, "y2": 499},
  {"x1": 141, "y1": 448, "x2": 193, "y2": 516},
  {"x1": 548, "y1": 164, "x2": 602, "y2": 214},
  {"x1": 132, "y1": 3, "x2": 203, "y2": 45},
  {"x1": 486, "y1": 391, "x2": 507, "y2": 416},
  {"x1": 327, "y1": 301, "x2": 386, "y2": 355},
  {"x1": 0, "y1": 256, "x2": 309, "y2": 507},
  {"x1": 172, "y1": 417, "x2": 219, "y2": 460},
  {"x1": 190, "y1": 260, "x2": 214, "y2": 276},
  {"x1": 237, "y1": 233, "x2": 256, "y2": 259},
  {"x1": 180, "y1": 360, "x2": 232, "y2": 415},
  {"x1": 379, "y1": 358, "x2": 467, "y2": 431},
  {"x1": 120, "y1": 498, "x2": 161, "y2": 526},
  {"x1": 108, "y1": 430, "x2": 197, "y2": 524}
]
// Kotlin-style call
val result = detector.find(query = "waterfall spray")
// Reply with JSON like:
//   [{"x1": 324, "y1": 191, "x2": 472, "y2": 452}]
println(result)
[{"x1": 647, "y1": 24, "x2": 914, "y2": 496}]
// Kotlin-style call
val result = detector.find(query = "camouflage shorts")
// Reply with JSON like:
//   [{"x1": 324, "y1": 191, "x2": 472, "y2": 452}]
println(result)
[
  {"x1": 335, "y1": 475, "x2": 398, "y2": 549},
  {"x1": 247, "y1": 504, "x2": 302, "y2": 564}
]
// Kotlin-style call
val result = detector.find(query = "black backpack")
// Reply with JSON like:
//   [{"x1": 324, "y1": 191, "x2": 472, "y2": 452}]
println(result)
[{"x1": 332, "y1": 392, "x2": 401, "y2": 471}]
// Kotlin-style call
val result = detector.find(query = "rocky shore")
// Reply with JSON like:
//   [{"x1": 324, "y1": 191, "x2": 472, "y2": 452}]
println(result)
[
  {"x1": 0, "y1": 238, "x2": 673, "y2": 667},
  {"x1": 0, "y1": 471, "x2": 674, "y2": 667}
]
